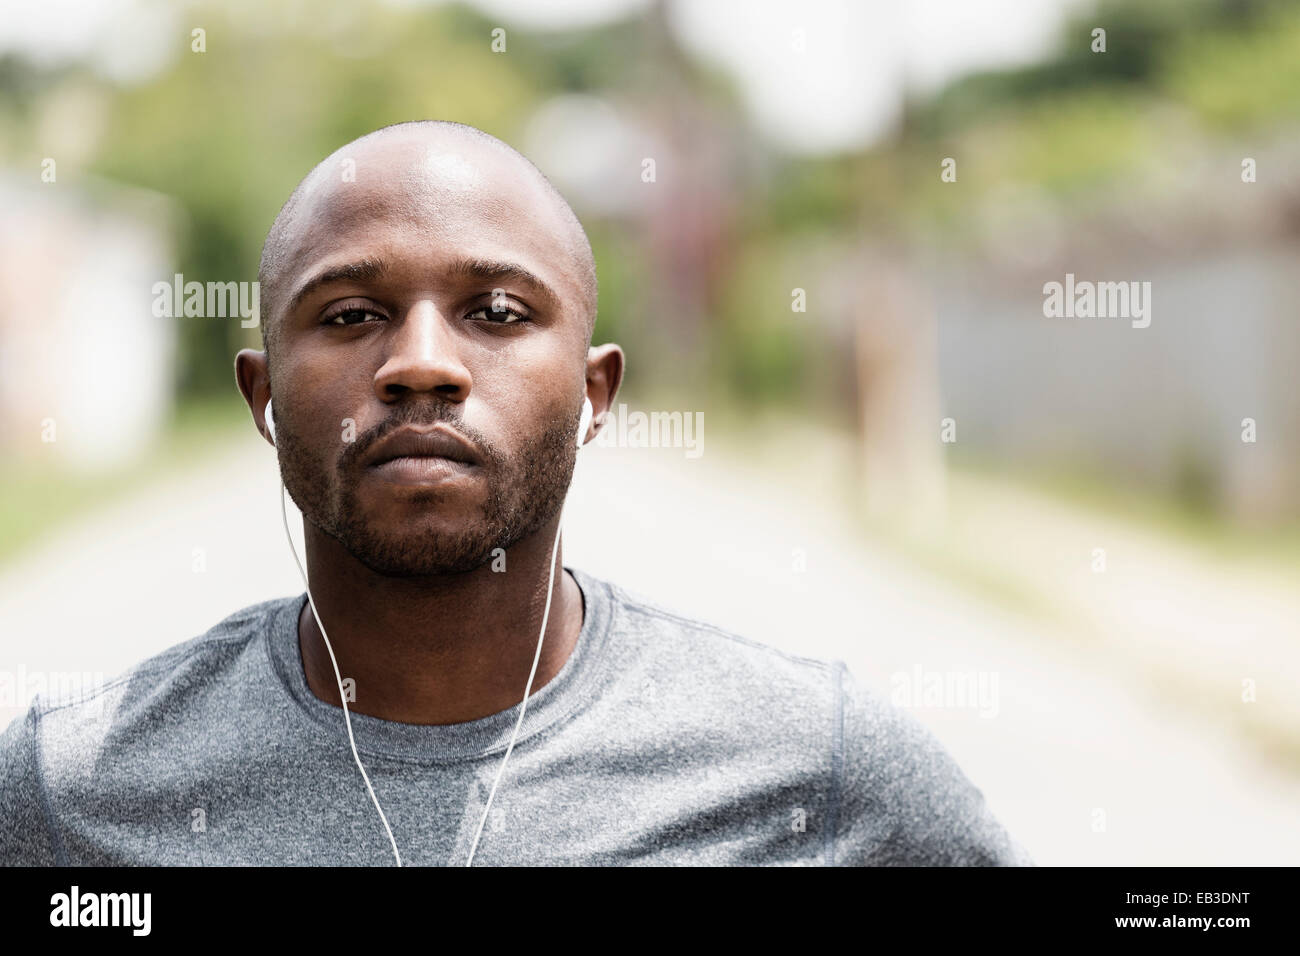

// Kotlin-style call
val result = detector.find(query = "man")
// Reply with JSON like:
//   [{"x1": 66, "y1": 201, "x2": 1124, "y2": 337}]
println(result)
[{"x1": 0, "y1": 121, "x2": 1030, "y2": 866}]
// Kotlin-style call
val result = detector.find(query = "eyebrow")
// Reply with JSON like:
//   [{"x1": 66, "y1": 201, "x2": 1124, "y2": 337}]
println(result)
[
  {"x1": 285, "y1": 257, "x2": 386, "y2": 316},
  {"x1": 284, "y1": 255, "x2": 561, "y2": 316},
  {"x1": 450, "y1": 256, "x2": 561, "y2": 311}
]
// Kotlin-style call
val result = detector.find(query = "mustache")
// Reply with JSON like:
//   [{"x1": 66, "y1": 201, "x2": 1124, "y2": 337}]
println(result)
[{"x1": 342, "y1": 403, "x2": 499, "y2": 470}]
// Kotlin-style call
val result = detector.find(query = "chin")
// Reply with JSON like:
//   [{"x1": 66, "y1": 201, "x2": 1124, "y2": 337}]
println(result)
[
  {"x1": 359, "y1": 488, "x2": 483, "y2": 526},
  {"x1": 323, "y1": 493, "x2": 494, "y2": 572},
  {"x1": 350, "y1": 533, "x2": 500, "y2": 577}
]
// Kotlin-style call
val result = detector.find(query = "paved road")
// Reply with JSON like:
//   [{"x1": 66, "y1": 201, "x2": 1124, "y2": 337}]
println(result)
[{"x1": 3, "y1": 431, "x2": 1298, "y2": 864}]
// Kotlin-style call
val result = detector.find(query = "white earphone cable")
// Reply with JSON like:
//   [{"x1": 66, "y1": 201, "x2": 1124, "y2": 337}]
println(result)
[
  {"x1": 464, "y1": 500, "x2": 565, "y2": 866},
  {"x1": 280, "y1": 479, "x2": 404, "y2": 866},
  {"x1": 273, "y1": 396, "x2": 588, "y2": 866},
  {"x1": 278, "y1": 473, "x2": 568, "y2": 868}
]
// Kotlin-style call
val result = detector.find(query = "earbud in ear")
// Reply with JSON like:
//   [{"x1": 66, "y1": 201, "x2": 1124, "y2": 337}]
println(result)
[
  {"x1": 576, "y1": 396, "x2": 593, "y2": 449},
  {"x1": 264, "y1": 399, "x2": 276, "y2": 445}
]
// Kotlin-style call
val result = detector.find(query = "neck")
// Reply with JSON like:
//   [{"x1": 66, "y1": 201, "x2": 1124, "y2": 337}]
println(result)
[{"x1": 295, "y1": 516, "x2": 584, "y2": 725}]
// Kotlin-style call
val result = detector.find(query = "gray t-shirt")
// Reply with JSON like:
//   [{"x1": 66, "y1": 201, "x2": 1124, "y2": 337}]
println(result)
[{"x1": 0, "y1": 567, "x2": 1031, "y2": 866}]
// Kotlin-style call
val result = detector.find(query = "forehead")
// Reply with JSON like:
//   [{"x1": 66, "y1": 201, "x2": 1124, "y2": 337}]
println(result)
[{"x1": 278, "y1": 135, "x2": 583, "y2": 310}]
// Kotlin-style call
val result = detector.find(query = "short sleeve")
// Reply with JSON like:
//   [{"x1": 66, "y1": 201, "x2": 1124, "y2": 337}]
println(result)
[
  {"x1": 831, "y1": 665, "x2": 1033, "y2": 866},
  {"x1": 0, "y1": 706, "x2": 60, "y2": 866}
]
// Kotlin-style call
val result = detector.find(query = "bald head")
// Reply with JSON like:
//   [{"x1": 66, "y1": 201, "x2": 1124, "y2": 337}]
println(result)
[{"x1": 257, "y1": 120, "x2": 597, "y2": 361}]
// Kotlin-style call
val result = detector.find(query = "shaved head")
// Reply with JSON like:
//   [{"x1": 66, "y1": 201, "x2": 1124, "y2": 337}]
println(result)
[
  {"x1": 236, "y1": 118, "x2": 623, "y2": 578},
  {"x1": 235, "y1": 119, "x2": 624, "y2": 580},
  {"x1": 257, "y1": 120, "x2": 597, "y2": 363}
]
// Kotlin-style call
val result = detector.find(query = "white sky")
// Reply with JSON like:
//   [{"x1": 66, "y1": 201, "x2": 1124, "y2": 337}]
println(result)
[{"x1": 0, "y1": 0, "x2": 1091, "y2": 153}]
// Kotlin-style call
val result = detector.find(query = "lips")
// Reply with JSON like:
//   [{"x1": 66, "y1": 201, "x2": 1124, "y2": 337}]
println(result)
[{"x1": 364, "y1": 425, "x2": 481, "y2": 469}]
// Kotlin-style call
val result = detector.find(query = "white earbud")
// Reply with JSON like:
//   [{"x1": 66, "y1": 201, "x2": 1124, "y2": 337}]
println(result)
[
  {"x1": 264, "y1": 399, "x2": 276, "y2": 445},
  {"x1": 576, "y1": 396, "x2": 593, "y2": 449}
]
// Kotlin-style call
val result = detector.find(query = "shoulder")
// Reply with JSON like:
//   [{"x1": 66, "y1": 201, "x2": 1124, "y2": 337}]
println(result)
[
  {"x1": 0, "y1": 706, "x2": 58, "y2": 864},
  {"x1": 594, "y1": 572, "x2": 840, "y2": 717},
  {"x1": 834, "y1": 671, "x2": 1033, "y2": 866},
  {"x1": 0, "y1": 595, "x2": 300, "y2": 863},
  {"x1": 33, "y1": 595, "x2": 295, "y2": 735}
]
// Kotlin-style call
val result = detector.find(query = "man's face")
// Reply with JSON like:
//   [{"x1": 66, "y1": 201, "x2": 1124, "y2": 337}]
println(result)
[{"x1": 266, "y1": 135, "x2": 591, "y2": 576}]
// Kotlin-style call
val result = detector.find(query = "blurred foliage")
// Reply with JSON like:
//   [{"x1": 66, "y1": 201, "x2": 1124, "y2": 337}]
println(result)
[
  {"x1": 893, "y1": 0, "x2": 1300, "y2": 235},
  {"x1": 87, "y1": 1, "x2": 545, "y2": 395},
  {"x1": 0, "y1": 0, "x2": 1297, "y2": 408}
]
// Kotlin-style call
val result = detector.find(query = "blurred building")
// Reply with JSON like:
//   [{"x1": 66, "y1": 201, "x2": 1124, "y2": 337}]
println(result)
[
  {"x1": 0, "y1": 173, "x2": 178, "y2": 471},
  {"x1": 853, "y1": 136, "x2": 1300, "y2": 524}
]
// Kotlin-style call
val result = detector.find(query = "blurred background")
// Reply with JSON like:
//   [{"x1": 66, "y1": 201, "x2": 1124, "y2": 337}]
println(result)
[{"x1": 1, "y1": 0, "x2": 1298, "y2": 864}]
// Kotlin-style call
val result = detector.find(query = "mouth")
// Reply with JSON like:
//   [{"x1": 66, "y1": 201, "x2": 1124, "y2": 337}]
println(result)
[
  {"x1": 370, "y1": 454, "x2": 475, "y2": 486},
  {"x1": 363, "y1": 425, "x2": 481, "y2": 487}
]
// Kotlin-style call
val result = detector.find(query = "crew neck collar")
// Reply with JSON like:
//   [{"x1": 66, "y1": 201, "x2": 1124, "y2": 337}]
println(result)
[{"x1": 263, "y1": 566, "x2": 614, "y2": 764}]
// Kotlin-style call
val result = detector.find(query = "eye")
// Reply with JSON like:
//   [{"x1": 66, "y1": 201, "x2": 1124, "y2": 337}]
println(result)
[
  {"x1": 466, "y1": 302, "x2": 528, "y2": 324},
  {"x1": 322, "y1": 306, "x2": 385, "y2": 326}
]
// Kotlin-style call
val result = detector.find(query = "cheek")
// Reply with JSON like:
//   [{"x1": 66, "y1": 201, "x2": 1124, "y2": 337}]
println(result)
[
  {"x1": 276, "y1": 392, "x2": 360, "y2": 468},
  {"x1": 475, "y1": 361, "x2": 576, "y2": 452},
  {"x1": 282, "y1": 350, "x2": 370, "y2": 436}
]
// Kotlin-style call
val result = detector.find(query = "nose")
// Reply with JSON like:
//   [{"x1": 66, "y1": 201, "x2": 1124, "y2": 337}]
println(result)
[{"x1": 373, "y1": 300, "x2": 472, "y2": 404}]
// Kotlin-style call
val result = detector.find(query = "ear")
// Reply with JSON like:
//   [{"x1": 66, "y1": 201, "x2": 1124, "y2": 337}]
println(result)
[
  {"x1": 583, "y1": 343, "x2": 625, "y2": 440},
  {"x1": 235, "y1": 349, "x2": 274, "y2": 446}
]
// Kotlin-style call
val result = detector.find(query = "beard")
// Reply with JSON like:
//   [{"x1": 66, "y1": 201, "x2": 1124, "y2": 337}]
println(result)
[{"x1": 276, "y1": 401, "x2": 579, "y2": 577}]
